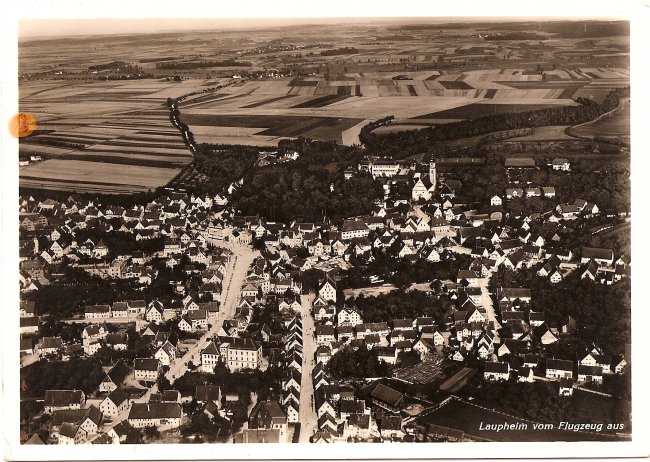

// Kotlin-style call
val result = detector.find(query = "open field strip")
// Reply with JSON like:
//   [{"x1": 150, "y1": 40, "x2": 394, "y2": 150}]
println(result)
[{"x1": 20, "y1": 158, "x2": 181, "y2": 190}]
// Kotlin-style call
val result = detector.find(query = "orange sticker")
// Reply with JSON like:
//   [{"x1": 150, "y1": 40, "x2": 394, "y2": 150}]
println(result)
[{"x1": 9, "y1": 113, "x2": 37, "y2": 138}]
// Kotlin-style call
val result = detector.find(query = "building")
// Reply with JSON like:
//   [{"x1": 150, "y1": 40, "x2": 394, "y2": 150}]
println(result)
[
  {"x1": 133, "y1": 358, "x2": 161, "y2": 382},
  {"x1": 224, "y1": 337, "x2": 262, "y2": 371},
  {"x1": 248, "y1": 399, "x2": 288, "y2": 443},
  {"x1": 44, "y1": 390, "x2": 86, "y2": 414},
  {"x1": 370, "y1": 383, "x2": 404, "y2": 414},
  {"x1": 318, "y1": 277, "x2": 337, "y2": 303},
  {"x1": 546, "y1": 359, "x2": 574, "y2": 380},
  {"x1": 128, "y1": 403, "x2": 182, "y2": 429},
  {"x1": 484, "y1": 361, "x2": 510, "y2": 381},
  {"x1": 341, "y1": 220, "x2": 370, "y2": 240}
]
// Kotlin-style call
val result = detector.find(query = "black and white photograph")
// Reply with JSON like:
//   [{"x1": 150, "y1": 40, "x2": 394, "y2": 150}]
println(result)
[{"x1": 2, "y1": 0, "x2": 649, "y2": 460}]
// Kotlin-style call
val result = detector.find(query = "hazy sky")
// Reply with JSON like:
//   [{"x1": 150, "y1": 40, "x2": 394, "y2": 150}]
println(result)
[
  {"x1": 19, "y1": 16, "x2": 628, "y2": 40},
  {"x1": 15, "y1": 0, "x2": 631, "y2": 40}
]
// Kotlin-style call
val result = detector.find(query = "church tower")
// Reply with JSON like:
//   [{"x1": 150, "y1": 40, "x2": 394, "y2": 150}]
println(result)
[{"x1": 429, "y1": 160, "x2": 437, "y2": 190}]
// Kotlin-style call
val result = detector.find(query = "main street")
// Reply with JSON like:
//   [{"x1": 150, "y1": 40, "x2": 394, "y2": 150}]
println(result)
[
  {"x1": 298, "y1": 292, "x2": 317, "y2": 443},
  {"x1": 166, "y1": 243, "x2": 258, "y2": 383}
]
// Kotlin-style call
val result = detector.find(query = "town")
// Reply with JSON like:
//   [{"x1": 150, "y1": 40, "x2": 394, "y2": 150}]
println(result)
[
  {"x1": 16, "y1": 18, "x2": 632, "y2": 446},
  {"x1": 19, "y1": 148, "x2": 631, "y2": 444}
]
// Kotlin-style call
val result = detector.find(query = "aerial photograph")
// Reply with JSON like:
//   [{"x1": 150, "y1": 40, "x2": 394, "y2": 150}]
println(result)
[{"x1": 15, "y1": 16, "x2": 632, "y2": 446}]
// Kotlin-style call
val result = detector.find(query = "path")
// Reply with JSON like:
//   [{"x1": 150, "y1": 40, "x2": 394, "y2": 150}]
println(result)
[{"x1": 298, "y1": 293, "x2": 317, "y2": 443}]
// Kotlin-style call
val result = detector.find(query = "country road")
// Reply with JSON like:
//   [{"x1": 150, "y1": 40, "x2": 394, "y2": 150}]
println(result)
[
  {"x1": 298, "y1": 293, "x2": 317, "y2": 443},
  {"x1": 166, "y1": 244, "x2": 258, "y2": 383}
]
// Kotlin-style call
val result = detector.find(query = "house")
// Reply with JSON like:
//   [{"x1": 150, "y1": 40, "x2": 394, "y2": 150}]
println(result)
[
  {"x1": 316, "y1": 325, "x2": 336, "y2": 345},
  {"x1": 337, "y1": 307, "x2": 363, "y2": 326},
  {"x1": 100, "y1": 388, "x2": 132, "y2": 418},
  {"x1": 99, "y1": 360, "x2": 130, "y2": 393},
  {"x1": 484, "y1": 361, "x2": 510, "y2": 381},
  {"x1": 249, "y1": 399, "x2": 288, "y2": 443},
  {"x1": 505, "y1": 157, "x2": 535, "y2": 168},
  {"x1": 370, "y1": 383, "x2": 405, "y2": 414},
  {"x1": 341, "y1": 220, "x2": 370, "y2": 240},
  {"x1": 128, "y1": 403, "x2": 182, "y2": 429},
  {"x1": 558, "y1": 378, "x2": 574, "y2": 396},
  {"x1": 234, "y1": 429, "x2": 282, "y2": 444},
  {"x1": 133, "y1": 358, "x2": 161, "y2": 383},
  {"x1": 490, "y1": 195, "x2": 503, "y2": 207},
  {"x1": 44, "y1": 390, "x2": 86, "y2": 414},
  {"x1": 318, "y1": 277, "x2": 338, "y2": 303},
  {"x1": 85, "y1": 305, "x2": 111, "y2": 319},
  {"x1": 58, "y1": 422, "x2": 87, "y2": 445},
  {"x1": 577, "y1": 365, "x2": 603, "y2": 384},
  {"x1": 379, "y1": 415, "x2": 404, "y2": 440},
  {"x1": 581, "y1": 247, "x2": 614, "y2": 266},
  {"x1": 195, "y1": 385, "x2": 222, "y2": 405},
  {"x1": 37, "y1": 336, "x2": 64, "y2": 357},
  {"x1": 551, "y1": 158, "x2": 571, "y2": 171},
  {"x1": 223, "y1": 337, "x2": 262, "y2": 371},
  {"x1": 154, "y1": 342, "x2": 176, "y2": 367},
  {"x1": 546, "y1": 359, "x2": 574, "y2": 380}
]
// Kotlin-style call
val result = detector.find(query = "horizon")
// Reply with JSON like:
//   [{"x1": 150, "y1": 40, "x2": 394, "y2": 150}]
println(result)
[{"x1": 18, "y1": 16, "x2": 629, "y2": 41}]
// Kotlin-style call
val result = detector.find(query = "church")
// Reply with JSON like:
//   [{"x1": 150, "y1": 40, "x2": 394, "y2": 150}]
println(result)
[{"x1": 411, "y1": 161, "x2": 437, "y2": 202}]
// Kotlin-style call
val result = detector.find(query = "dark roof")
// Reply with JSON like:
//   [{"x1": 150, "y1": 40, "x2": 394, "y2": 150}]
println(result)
[
  {"x1": 134, "y1": 358, "x2": 160, "y2": 371},
  {"x1": 128, "y1": 403, "x2": 181, "y2": 420},
  {"x1": 505, "y1": 157, "x2": 535, "y2": 167},
  {"x1": 484, "y1": 361, "x2": 510, "y2": 374},
  {"x1": 195, "y1": 385, "x2": 221, "y2": 402},
  {"x1": 59, "y1": 422, "x2": 81, "y2": 438},
  {"x1": 581, "y1": 247, "x2": 614, "y2": 261},
  {"x1": 370, "y1": 383, "x2": 404, "y2": 408},
  {"x1": 44, "y1": 390, "x2": 84, "y2": 407},
  {"x1": 546, "y1": 358, "x2": 574, "y2": 371}
]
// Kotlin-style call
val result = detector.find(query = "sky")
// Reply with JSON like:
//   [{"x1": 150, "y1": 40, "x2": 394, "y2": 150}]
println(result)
[{"x1": 14, "y1": 0, "x2": 632, "y2": 40}]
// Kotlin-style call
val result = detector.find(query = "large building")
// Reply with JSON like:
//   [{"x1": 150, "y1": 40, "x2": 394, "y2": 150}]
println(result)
[
  {"x1": 223, "y1": 337, "x2": 262, "y2": 371},
  {"x1": 128, "y1": 403, "x2": 182, "y2": 429}
]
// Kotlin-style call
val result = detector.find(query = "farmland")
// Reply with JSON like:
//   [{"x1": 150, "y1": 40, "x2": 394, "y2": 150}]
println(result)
[
  {"x1": 20, "y1": 159, "x2": 180, "y2": 193},
  {"x1": 18, "y1": 20, "x2": 629, "y2": 193},
  {"x1": 18, "y1": 79, "x2": 199, "y2": 192}
]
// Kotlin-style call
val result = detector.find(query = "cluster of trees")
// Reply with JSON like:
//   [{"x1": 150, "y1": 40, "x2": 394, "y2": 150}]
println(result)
[
  {"x1": 192, "y1": 145, "x2": 258, "y2": 194},
  {"x1": 21, "y1": 358, "x2": 104, "y2": 398},
  {"x1": 225, "y1": 142, "x2": 380, "y2": 222},
  {"x1": 156, "y1": 60, "x2": 252, "y2": 69},
  {"x1": 489, "y1": 266, "x2": 630, "y2": 355},
  {"x1": 341, "y1": 251, "x2": 472, "y2": 290},
  {"x1": 464, "y1": 379, "x2": 629, "y2": 429},
  {"x1": 320, "y1": 47, "x2": 359, "y2": 56},
  {"x1": 327, "y1": 346, "x2": 392, "y2": 379},
  {"x1": 347, "y1": 289, "x2": 455, "y2": 324}
]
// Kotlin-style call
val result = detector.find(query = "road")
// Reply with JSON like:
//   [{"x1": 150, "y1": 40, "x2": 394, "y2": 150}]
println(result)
[
  {"x1": 298, "y1": 293, "x2": 317, "y2": 443},
  {"x1": 166, "y1": 244, "x2": 258, "y2": 383}
]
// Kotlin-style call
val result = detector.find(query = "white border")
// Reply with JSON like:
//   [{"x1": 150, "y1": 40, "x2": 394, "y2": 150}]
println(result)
[{"x1": 2, "y1": 0, "x2": 649, "y2": 460}]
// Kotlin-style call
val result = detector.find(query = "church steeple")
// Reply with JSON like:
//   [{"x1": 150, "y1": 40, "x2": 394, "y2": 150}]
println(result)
[{"x1": 429, "y1": 160, "x2": 437, "y2": 190}]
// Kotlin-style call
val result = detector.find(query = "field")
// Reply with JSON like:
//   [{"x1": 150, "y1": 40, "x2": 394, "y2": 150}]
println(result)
[
  {"x1": 179, "y1": 67, "x2": 628, "y2": 146},
  {"x1": 570, "y1": 98, "x2": 630, "y2": 141},
  {"x1": 18, "y1": 79, "x2": 199, "y2": 193},
  {"x1": 20, "y1": 159, "x2": 180, "y2": 193},
  {"x1": 18, "y1": 21, "x2": 630, "y2": 190},
  {"x1": 419, "y1": 398, "x2": 625, "y2": 442}
]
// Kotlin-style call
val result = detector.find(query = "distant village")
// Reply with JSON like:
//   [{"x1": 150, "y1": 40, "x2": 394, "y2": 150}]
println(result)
[{"x1": 19, "y1": 152, "x2": 630, "y2": 444}]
